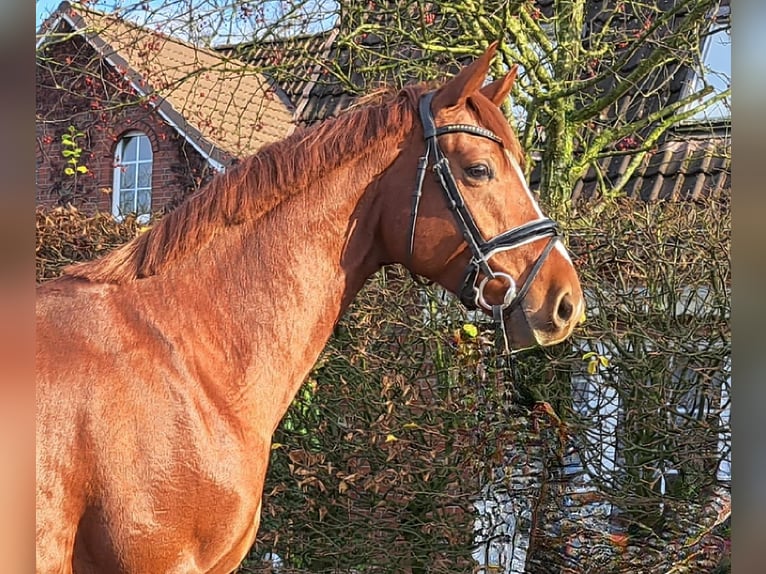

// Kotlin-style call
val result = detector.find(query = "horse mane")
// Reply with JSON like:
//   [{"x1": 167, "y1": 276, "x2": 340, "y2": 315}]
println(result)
[
  {"x1": 64, "y1": 83, "x2": 526, "y2": 284},
  {"x1": 65, "y1": 85, "x2": 423, "y2": 283}
]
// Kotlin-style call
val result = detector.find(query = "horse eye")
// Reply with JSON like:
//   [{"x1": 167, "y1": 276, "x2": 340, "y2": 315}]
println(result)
[{"x1": 465, "y1": 164, "x2": 492, "y2": 180}]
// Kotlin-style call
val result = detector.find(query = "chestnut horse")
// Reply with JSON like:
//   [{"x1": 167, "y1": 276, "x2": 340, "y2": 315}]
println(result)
[{"x1": 36, "y1": 43, "x2": 583, "y2": 573}]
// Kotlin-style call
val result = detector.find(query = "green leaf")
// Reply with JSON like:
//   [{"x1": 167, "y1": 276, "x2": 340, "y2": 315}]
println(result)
[
  {"x1": 64, "y1": 167, "x2": 75, "y2": 176},
  {"x1": 76, "y1": 165, "x2": 88, "y2": 174},
  {"x1": 461, "y1": 323, "x2": 478, "y2": 338},
  {"x1": 61, "y1": 149, "x2": 75, "y2": 157}
]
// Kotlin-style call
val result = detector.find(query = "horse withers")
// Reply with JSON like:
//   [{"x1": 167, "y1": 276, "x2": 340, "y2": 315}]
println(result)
[{"x1": 36, "y1": 42, "x2": 583, "y2": 573}]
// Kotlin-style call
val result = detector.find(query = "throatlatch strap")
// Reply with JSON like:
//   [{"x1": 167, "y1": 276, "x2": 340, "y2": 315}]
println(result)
[{"x1": 408, "y1": 146, "x2": 432, "y2": 259}]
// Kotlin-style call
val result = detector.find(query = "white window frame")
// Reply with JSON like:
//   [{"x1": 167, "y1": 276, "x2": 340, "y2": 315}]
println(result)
[{"x1": 113, "y1": 131, "x2": 153, "y2": 224}]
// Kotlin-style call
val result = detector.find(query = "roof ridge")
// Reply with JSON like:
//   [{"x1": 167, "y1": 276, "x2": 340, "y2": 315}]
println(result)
[{"x1": 215, "y1": 28, "x2": 337, "y2": 51}]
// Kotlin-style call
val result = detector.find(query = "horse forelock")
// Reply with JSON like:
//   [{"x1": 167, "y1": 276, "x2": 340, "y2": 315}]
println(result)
[
  {"x1": 466, "y1": 92, "x2": 525, "y2": 167},
  {"x1": 64, "y1": 86, "x2": 423, "y2": 284}
]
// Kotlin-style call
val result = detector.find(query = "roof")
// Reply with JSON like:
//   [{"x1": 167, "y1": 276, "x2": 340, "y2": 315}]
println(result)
[
  {"x1": 223, "y1": 30, "x2": 392, "y2": 127},
  {"x1": 220, "y1": 30, "x2": 345, "y2": 127},
  {"x1": 567, "y1": 129, "x2": 731, "y2": 202},
  {"x1": 37, "y1": 1, "x2": 296, "y2": 167},
  {"x1": 221, "y1": 25, "x2": 452, "y2": 126}
]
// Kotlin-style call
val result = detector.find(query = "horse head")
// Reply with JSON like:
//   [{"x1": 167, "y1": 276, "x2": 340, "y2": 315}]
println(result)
[{"x1": 378, "y1": 42, "x2": 584, "y2": 350}]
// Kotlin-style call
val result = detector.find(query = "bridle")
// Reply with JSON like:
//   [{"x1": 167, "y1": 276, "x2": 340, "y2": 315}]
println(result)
[{"x1": 408, "y1": 91, "x2": 561, "y2": 353}]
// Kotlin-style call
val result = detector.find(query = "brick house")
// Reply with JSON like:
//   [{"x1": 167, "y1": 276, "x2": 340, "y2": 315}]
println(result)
[{"x1": 36, "y1": 1, "x2": 295, "y2": 219}]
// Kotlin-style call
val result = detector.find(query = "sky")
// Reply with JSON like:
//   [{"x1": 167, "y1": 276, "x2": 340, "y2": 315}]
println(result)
[
  {"x1": 36, "y1": 0, "x2": 66, "y2": 25},
  {"x1": 36, "y1": 1, "x2": 126, "y2": 26},
  {"x1": 36, "y1": 0, "x2": 337, "y2": 43}
]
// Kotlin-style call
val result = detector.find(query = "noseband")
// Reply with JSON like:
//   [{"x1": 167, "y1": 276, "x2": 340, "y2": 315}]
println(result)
[{"x1": 408, "y1": 91, "x2": 561, "y2": 352}]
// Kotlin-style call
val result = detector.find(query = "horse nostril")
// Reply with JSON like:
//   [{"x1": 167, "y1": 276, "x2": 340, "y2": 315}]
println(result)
[{"x1": 555, "y1": 292, "x2": 574, "y2": 325}]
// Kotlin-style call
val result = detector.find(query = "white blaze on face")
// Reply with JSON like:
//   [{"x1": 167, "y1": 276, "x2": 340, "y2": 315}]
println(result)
[{"x1": 504, "y1": 150, "x2": 573, "y2": 265}]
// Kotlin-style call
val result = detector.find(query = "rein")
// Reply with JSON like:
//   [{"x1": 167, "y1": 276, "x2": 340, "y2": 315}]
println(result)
[{"x1": 408, "y1": 91, "x2": 561, "y2": 354}]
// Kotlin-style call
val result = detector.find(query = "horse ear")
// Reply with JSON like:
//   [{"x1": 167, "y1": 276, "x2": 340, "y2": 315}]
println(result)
[
  {"x1": 432, "y1": 41, "x2": 499, "y2": 110},
  {"x1": 480, "y1": 64, "x2": 518, "y2": 107}
]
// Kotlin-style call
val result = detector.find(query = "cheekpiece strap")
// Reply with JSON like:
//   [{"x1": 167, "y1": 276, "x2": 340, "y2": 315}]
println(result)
[{"x1": 419, "y1": 92, "x2": 438, "y2": 140}]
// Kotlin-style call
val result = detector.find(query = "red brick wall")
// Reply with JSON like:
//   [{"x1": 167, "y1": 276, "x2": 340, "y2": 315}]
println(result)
[{"x1": 36, "y1": 33, "x2": 216, "y2": 214}]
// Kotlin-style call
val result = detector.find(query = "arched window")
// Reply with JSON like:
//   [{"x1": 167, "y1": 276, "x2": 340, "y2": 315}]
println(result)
[{"x1": 113, "y1": 131, "x2": 153, "y2": 222}]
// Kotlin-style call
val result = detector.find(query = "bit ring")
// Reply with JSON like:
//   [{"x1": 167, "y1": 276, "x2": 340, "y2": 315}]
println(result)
[{"x1": 477, "y1": 272, "x2": 517, "y2": 311}]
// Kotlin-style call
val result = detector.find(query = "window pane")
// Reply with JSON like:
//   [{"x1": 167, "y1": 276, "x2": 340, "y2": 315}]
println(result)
[
  {"x1": 120, "y1": 164, "x2": 136, "y2": 190},
  {"x1": 702, "y1": 28, "x2": 731, "y2": 119},
  {"x1": 137, "y1": 189, "x2": 151, "y2": 215},
  {"x1": 137, "y1": 162, "x2": 152, "y2": 188},
  {"x1": 137, "y1": 136, "x2": 152, "y2": 160},
  {"x1": 122, "y1": 137, "x2": 138, "y2": 162},
  {"x1": 687, "y1": 20, "x2": 731, "y2": 122},
  {"x1": 119, "y1": 189, "x2": 136, "y2": 213}
]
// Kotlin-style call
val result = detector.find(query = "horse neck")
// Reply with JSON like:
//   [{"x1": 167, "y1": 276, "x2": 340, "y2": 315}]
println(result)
[{"x1": 134, "y1": 137, "x2": 401, "y2": 437}]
